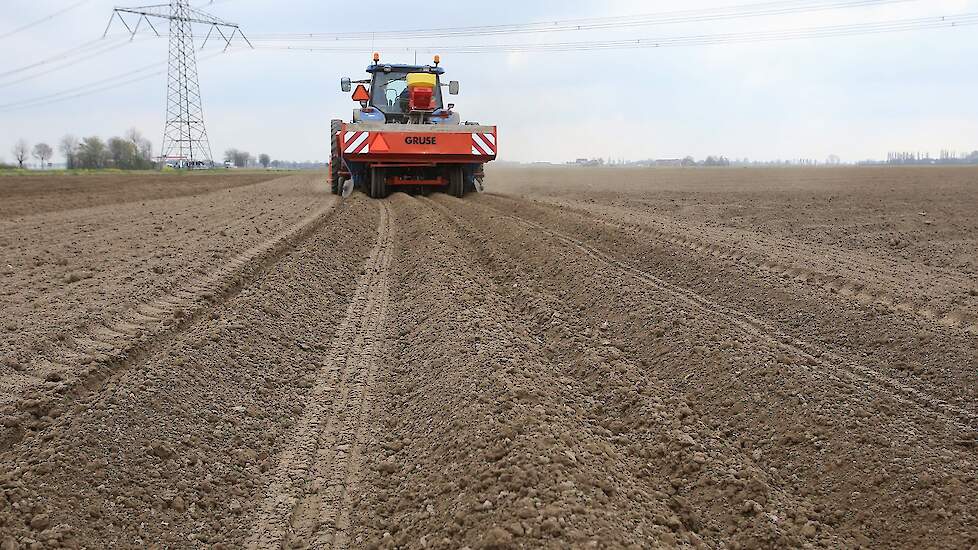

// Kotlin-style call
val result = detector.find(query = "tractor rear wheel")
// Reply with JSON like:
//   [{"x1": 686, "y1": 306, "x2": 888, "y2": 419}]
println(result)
[
  {"x1": 448, "y1": 166, "x2": 465, "y2": 198},
  {"x1": 330, "y1": 119, "x2": 342, "y2": 194},
  {"x1": 370, "y1": 166, "x2": 387, "y2": 199}
]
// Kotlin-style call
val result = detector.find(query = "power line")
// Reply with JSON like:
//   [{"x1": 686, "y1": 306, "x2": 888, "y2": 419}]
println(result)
[
  {"x1": 0, "y1": 37, "x2": 111, "y2": 79},
  {"x1": 0, "y1": 51, "x2": 225, "y2": 113},
  {"x1": 0, "y1": 0, "x2": 91, "y2": 41},
  {"x1": 248, "y1": 0, "x2": 916, "y2": 41},
  {"x1": 0, "y1": 37, "x2": 138, "y2": 89},
  {"x1": 80, "y1": 0, "x2": 926, "y2": 49},
  {"x1": 0, "y1": 59, "x2": 169, "y2": 111},
  {"x1": 0, "y1": 69, "x2": 164, "y2": 114},
  {"x1": 144, "y1": 0, "x2": 921, "y2": 45},
  {"x1": 242, "y1": 12, "x2": 978, "y2": 54}
]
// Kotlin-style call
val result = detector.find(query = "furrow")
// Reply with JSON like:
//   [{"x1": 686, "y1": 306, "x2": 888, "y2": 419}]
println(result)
[
  {"x1": 458, "y1": 197, "x2": 978, "y2": 432},
  {"x1": 0, "y1": 198, "x2": 340, "y2": 452}
]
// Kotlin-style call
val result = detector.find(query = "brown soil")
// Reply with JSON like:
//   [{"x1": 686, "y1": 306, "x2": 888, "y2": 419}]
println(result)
[
  {"x1": 1, "y1": 167, "x2": 976, "y2": 549},
  {"x1": 0, "y1": 172, "x2": 281, "y2": 218}
]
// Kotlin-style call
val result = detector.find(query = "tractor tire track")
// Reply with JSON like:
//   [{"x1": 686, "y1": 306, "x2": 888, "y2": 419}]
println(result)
[
  {"x1": 446, "y1": 196, "x2": 978, "y2": 432},
  {"x1": 249, "y1": 200, "x2": 394, "y2": 550},
  {"x1": 0, "y1": 197, "x2": 341, "y2": 453}
]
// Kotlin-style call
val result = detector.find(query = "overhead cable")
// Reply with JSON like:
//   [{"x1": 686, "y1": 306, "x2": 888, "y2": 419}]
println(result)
[
  {"x1": 248, "y1": 0, "x2": 918, "y2": 41},
  {"x1": 0, "y1": 0, "x2": 91, "y2": 41}
]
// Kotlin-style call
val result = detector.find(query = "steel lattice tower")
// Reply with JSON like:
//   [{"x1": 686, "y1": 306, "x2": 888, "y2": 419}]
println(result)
[
  {"x1": 162, "y1": 0, "x2": 210, "y2": 164},
  {"x1": 105, "y1": 1, "x2": 252, "y2": 167}
]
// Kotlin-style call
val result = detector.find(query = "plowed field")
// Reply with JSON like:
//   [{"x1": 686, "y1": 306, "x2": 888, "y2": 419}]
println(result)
[{"x1": 1, "y1": 167, "x2": 976, "y2": 549}]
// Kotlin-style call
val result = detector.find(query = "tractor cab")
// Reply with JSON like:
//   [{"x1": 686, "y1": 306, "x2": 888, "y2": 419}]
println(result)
[{"x1": 342, "y1": 54, "x2": 460, "y2": 125}]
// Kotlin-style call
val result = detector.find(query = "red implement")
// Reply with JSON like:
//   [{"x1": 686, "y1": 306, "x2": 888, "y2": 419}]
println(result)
[{"x1": 340, "y1": 123, "x2": 497, "y2": 165}]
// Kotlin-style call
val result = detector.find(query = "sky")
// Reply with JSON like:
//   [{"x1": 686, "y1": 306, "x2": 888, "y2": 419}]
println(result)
[{"x1": 0, "y1": 0, "x2": 976, "y2": 164}]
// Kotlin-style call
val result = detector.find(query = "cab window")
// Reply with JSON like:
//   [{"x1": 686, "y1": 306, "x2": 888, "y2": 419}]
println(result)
[{"x1": 371, "y1": 71, "x2": 442, "y2": 115}]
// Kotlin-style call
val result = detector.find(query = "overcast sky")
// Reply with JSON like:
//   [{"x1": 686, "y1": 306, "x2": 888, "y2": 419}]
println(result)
[{"x1": 1, "y1": 0, "x2": 976, "y2": 164}]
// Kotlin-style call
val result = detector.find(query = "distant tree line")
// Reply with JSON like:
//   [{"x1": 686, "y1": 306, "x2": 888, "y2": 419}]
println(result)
[
  {"x1": 65, "y1": 130, "x2": 154, "y2": 170},
  {"x1": 571, "y1": 150, "x2": 978, "y2": 168},
  {"x1": 224, "y1": 148, "x2": 325, "y2": 170},
  {"x1": 883, "y1": 150, "x2": 978, "y2": 165},
  {"x1": 8, "y1": 141, "x2": 324, "y2": 172},
  {"x1": 573, "y1": 155, "x2": 733, "y2": 167},
  {"x1": 700, "y1": 155, "x2": 731, "y2": 167},
  {"x1": 269, "y1": 159, "x2": 327, "y2": 170},
  {"x1": 6, "y1": 130, "x2": 155, "y2": 170}
]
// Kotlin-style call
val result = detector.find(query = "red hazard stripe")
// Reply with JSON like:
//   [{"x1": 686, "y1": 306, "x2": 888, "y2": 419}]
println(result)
[
  {"x1": 472, "y1": 133, "x2": 496, "y2": 156},
  {"x1": 343, "y1": 131, "x2": 370, "y2": 154}
]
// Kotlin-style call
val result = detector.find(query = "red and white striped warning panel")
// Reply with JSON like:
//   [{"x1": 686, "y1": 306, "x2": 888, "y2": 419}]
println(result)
[
  {"x1": 343, "y1": 131, "x2": 370, "y2": 154},
  {"x1": 471, "y1": 132, "x2": 496, "y2": 156}
]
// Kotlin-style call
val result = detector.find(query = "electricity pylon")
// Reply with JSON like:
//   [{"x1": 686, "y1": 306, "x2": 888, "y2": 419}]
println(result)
[{"x1": 104, "y1": 1, "x2": 252, "y2": 167}]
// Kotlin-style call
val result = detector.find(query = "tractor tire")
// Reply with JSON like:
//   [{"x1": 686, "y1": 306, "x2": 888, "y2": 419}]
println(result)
[
  {"x1": 370, "y1": 166, "x2": 387, "y2": 199},
  {"x1": 449, "y1": 166, "x2": 465, "y2": 198},
  {"x1": 330, "y1": 119, "x2": 343, "y2": 194}
]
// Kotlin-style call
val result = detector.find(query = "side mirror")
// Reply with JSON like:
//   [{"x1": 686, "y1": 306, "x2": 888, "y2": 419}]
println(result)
[
  {"x1": 341, "y1": 78, "x2": 351, "y2": 92},
  {"x1": 449, "y1": 80, "x2": 459, "y2": 95}
]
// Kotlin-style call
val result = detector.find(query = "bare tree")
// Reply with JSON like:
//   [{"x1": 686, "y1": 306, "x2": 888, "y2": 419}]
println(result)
[
  {"x1": 60, "y1": 135, "x2": 80, "y2": 169},
  {"x1": 125, "y1": 128, "x2": 142, "y2": 149},
  {"x1": 12, "y1": 139, "x2": 29, "y2": 169},
  {"x1": 32, "y1": 143, "x2": 53, "y2": 169},
  {"x1": 138, "y1": 139, "x2": 153, "y2": 166}
]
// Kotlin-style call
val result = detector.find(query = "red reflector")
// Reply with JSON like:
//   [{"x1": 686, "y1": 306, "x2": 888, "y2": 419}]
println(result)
[
  {"x1": 352, "y1": 84, "x2": 370, "y2": 102},
  {"x1": 372, "y1": 134, "x2": 389, "y2": 152},
  {"x1": 409, "y1": 86, "x2": 434, "y2": 111}
]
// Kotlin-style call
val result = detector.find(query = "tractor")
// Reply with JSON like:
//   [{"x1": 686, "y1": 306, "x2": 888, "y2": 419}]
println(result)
[{"x1": 330, "y1": 53, "x2": 497, "y2": 198}]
